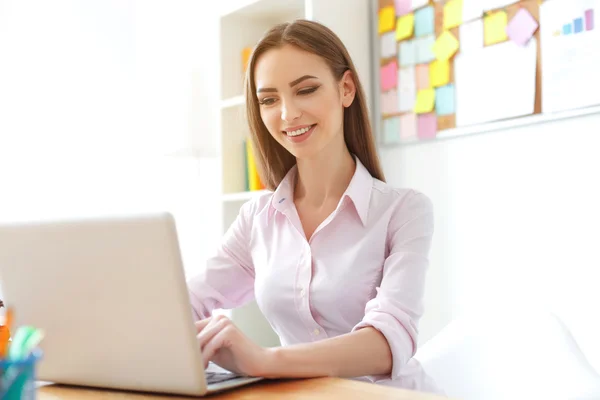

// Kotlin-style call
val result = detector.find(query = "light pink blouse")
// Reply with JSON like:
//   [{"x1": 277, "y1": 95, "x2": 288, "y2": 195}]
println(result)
[{"x1": 187, "y1": 157, "x2": 440, "y2": 393}]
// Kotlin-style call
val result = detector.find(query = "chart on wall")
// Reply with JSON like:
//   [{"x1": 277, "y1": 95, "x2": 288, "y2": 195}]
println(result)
[
  {"x1": 540, "y1": 0, "x2": 600, "y2": 114},
  {"x1": 376, "y1": 0, "x2": 600, "y2": 145}
]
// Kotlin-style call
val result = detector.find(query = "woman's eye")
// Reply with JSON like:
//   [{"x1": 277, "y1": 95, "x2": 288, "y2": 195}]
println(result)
[
  {"x1": 298, "y1": 86, "x2": 319, "y2": 95},
  {"x1": 259, "y1": 98, "x2": 276, "y2": 106}
]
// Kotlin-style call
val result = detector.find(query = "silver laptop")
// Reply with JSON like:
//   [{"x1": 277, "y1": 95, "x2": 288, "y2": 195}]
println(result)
[{"x1": 0, "y1": 212, "x2": 263, "y2": 396}]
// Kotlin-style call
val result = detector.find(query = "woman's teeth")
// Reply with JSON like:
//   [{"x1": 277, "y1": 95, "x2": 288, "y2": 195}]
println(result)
[{"x1": 286, "y1": 125, "x2": 313, "y2": 137}]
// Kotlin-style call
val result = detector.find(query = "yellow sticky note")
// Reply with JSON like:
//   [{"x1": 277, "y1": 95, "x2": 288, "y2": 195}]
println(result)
[
  {"x1": 484, "y1": 11, "x2": 508, "y2": 45},
  {"x1": 429, "y1": 59, "x2": 450, "y2": 88},
  {"x1": 414, "y1": 89, "x2": 436, "y2": 114},
  {"x1": 443, "y1": 0, "x2": 463, "y2": 30},
  {"x1": 432, "y1": 31, "x2": 459, "y2": 61},
  {"x1": 396, "y1": 13, "x2": 415, "y2": 41},
  {"x1": 379, "y1": 6, "x2": 396, "y2": 34}
]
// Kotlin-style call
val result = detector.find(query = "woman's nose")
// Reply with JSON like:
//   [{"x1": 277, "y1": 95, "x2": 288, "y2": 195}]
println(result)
[{"x1": 281, "y1": 99, "x2": 301, "y2": 122}]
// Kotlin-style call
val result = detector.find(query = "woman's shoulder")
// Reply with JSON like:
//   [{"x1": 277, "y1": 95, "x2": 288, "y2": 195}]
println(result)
[
  {"x1": 238, "y1": 190, "x2": 277, "y2": 218},
  {"x1": 371, "y1": 179, "x2": 434, "y2": 214}
]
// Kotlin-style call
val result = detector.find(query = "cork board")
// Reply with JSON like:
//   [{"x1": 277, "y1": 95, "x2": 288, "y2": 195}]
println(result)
[{"x1": 376, "y1": 0, "x2": 542, "y2": 144}]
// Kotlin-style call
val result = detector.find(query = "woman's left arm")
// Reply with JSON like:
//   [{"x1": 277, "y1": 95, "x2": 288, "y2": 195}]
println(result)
[{"x1": 263, "y1": 326, "x2": 392, "y2": 378}]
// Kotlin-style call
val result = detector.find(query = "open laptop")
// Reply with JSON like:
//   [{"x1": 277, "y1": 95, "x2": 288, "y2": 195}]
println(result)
[{"x1": 0, "y1": 212, "x2": 263, "y2": 396}]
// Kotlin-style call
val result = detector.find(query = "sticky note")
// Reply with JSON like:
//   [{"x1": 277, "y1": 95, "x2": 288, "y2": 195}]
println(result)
[
  {"x1": 379, "y1": 6, "x2": 396, "y2": 34},
  {"x1": 383, "y1": 117, "x2": 402, "y2": 144},
  {"x1": 484, "y1": 11, "x2": 508, "y2": 45},
  {"x1": 381, "y1": 89, "x2": 399, "y2": 114},
  {"x1": 414, "y1": 88, "x2": 436, "y2": 114},
  {"x1": 433, "y1": 31, "x2": 459, "y2": 61},
  {"x1": 380, "y1": 61, "x2": 398, "y2": 91},
  {"x1": 435, "y1": 84, "x2": 456, "y2": 115},
  {"x1": 416, "y1": 64, "x2": 430, "y2": 89},
  {"x1": 415, "y1": 6, "x2": 435, "y2": 37},
  {"x1": 396, "y1": 13, "x2": 415, "y2": 41},
  {"x1": 381, "y1": 32, "x2": 397, "y2": 58},
  {"x1": 429, "y1": 59, "x2": 450, "y2": 87},
  {"x1": 400, "y1": 113, "x2": 417, "y2": 140},
  {"x1": 395, "y1": 0, "x2": 412, "y2": 17},
  {"x1": 398, "y1": 66, "x2": 417, "y2": 112},
  {"x1": 462, "y1": 0, "x2": 483, "y2": 22},
  {"x1": 399, "y1": 40, "x2": 417, "y2": 67},
  {"x1": 459, "y1": 19, "x2": 484, "y2": 53},
  {"x1": 417, "y1": 113, "x2": 438, "y2": 139},
  {"x1": 506, "y1": 8, "x2": 539, "y2": 46},
  {"x1": 415, "y1": 34, "x2": 436, "y2": 63},
  {"x1": 443, "y1": 0, "x2": 463, "y2": 30}
]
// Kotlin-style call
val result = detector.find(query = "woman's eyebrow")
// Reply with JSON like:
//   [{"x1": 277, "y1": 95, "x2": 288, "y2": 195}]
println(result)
[{"x1": 257, "y1": 75, "x2": 318, "y2": 93}]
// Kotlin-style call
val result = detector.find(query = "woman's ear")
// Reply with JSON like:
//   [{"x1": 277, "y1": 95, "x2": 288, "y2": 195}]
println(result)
[{"x1": 340, "y1": 70, "x2": 356, "y2": 108}]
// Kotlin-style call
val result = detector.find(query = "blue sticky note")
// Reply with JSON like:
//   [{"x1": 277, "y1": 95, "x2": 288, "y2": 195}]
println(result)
[
  {"x1": 435, "y1": 84, "x2": 455, "y2": 116},
  {"x1": 415, "y1": 34, "x2": 435, "y2": 64},
  {"x1": 414, "y1": 6, "x2": 435, "y2": 37},
  {"x1": 574, "y1": 18, "x2": 583, "y2": 33},
  {"x1": 399, "y1": 40, "x2": 416, "y2": 67},
  {"x1": 383, "y1": 117, "x2": 401, "y2": 144},
  {"x1": 563, "y1": 23, "x2": 572, "y2": 35}
]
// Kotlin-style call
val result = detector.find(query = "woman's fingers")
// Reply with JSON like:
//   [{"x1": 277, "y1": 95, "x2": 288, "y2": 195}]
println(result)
[
  {"x1": 196, "y1": 315, "x2": 229, "y2": 352},
  {"x1": 200, "y1": 325, "x2": 233, "y2": 369},
  {"x1": 194, "y1": 317, "x2": 212, "y2": 333}
]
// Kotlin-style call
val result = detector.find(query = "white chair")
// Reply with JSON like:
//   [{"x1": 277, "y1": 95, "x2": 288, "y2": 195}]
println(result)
[{"x1": 414, "y1": 304, "x2": 600, "y2": 400}]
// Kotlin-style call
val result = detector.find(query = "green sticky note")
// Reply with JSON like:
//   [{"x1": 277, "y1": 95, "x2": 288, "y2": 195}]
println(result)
[{"x1": 383, "y1": 116, "x2": 401, "y2": 144}]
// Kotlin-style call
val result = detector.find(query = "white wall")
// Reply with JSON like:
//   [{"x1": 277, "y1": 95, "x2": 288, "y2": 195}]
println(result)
[
  {"x1": 0, "y1": 0, "x2": 222, "y2": 284},
  {"x1": 380, "y1": 112, "x2": 600, "y2": 372}
]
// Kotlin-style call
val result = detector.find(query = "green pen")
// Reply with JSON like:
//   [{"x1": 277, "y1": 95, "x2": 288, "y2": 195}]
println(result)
[{"x1": 2, "y1": 326, "x2": 44, "y2": 400}]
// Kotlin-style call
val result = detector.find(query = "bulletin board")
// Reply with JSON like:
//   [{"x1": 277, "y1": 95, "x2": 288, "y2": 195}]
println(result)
[{"x1": 372, "y1": 0, "x2": 600, "y2": 145}]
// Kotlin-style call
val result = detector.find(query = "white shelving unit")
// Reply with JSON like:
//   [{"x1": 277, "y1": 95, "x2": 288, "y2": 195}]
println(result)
[{"x1": 216, "y1": 0, "x2": 372, "y2": 348}]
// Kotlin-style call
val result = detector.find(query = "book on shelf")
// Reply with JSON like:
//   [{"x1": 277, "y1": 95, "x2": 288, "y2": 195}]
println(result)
[{"x1": 244, "y1": 139, "x2": 265, "y2": 192}]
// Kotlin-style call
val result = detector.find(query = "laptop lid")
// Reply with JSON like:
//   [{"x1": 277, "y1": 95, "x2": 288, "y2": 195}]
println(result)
[{"x1": 0, "y1": 213, "x2": 208, "y2": 396}]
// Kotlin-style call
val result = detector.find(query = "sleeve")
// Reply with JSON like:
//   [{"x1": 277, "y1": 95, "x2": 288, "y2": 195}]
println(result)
[
  {"x1": 351, "y1": 191, "x2": 434, "y2": 382},
  {"x1": 186, "y1": 199, "x2": 257, "y2": 321}
]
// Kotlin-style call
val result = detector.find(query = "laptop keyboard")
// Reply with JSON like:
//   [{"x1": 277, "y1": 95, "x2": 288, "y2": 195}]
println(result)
[{"x1": 205, "y1": 371, "x2": 243, "y2": 385}]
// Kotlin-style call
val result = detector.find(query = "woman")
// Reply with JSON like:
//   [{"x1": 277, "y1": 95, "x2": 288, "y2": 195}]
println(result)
[{"x1": 187, "y1": 19, "x2": 440, "y2": 394}]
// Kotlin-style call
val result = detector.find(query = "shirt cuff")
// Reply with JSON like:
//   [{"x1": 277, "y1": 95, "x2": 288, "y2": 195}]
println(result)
[{"x1": 352, "y1": 308, "x2": 416, "y2": 382}]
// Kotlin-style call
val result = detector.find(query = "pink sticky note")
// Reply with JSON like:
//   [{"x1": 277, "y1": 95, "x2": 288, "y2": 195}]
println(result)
[
  {"x1": 400, "y1": 113, "x2": 417, "y2": 140},
  {"x1": 416, "y1": 64, "x2": 430, "y2": 90},
  {"x1": 381, "y1": 89, "x2": 399, "y2": 114},
  {"x1": 380, "y1": 61, "x2": 398, "y2": 91},
  {"x1": 417, "y1": 113, "x2": 437, "y2": 139},
  {"x1": 506, "y1": 8, "x2": 539, "y2": 46},
  {"x1": 395, "y1": 0, "x2": 412, "y2": 17}
]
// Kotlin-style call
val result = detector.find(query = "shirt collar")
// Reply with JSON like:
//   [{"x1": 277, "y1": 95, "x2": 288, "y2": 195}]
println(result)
[{"x1": 267, "y1": 155, "x2": 373, "y2": 226}]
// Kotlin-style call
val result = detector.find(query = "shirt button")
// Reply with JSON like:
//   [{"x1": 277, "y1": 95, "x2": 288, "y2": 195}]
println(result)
[
  {"x1": 300, "y1": 289, "x2": 305, "y2": 297},
  {"x1": 313, "y1": 328, "x2": 320, "y2": 336}
]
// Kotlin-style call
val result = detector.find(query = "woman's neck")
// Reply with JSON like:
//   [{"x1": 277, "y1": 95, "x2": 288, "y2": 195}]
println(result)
[{"x1": 294, "y1": 145, "x2": 355, "y2": 208}]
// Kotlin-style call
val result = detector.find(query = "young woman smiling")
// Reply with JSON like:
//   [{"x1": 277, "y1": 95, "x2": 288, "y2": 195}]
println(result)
[{"x1": 187, "y1": 19, "x2": 440, "y2": 394}]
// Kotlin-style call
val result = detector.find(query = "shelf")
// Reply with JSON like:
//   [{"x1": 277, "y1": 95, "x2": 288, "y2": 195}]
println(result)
[
  {"x1": 221, "y1": 95, "x2": 245, "y2": 109},
  {"x1": 222, "y1": 190, "x2": 269, "y2": 202},
  {"x1": 385, "y1": 105, "x2": 600, "y2": 147}
]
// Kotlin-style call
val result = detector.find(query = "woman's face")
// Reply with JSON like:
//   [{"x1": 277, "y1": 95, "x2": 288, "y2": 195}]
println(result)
[{"x1": 253, "y1": 44, "x2": 355, "y2": 160}]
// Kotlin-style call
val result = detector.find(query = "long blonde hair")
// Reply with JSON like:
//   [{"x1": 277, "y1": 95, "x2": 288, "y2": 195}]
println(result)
[{"x1": 244, "y1": 19, "x2": 385, "y2": 190}]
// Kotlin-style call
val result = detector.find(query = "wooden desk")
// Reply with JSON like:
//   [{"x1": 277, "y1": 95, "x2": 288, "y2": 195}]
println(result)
[{"x1": 38, "y1": 378, "x2": 447, "y2": 399}]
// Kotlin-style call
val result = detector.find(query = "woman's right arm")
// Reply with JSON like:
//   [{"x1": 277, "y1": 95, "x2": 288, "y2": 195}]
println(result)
[{"x1": 187, "y1": 200, "x2": 257, "y2": 321}]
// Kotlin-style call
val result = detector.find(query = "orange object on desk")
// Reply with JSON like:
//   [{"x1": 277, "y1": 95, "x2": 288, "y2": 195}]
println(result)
[{"x1": 0, "y1": 307, "x2": 13, "y2": 357}]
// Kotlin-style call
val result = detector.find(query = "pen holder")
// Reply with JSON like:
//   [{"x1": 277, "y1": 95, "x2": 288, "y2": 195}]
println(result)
[{"x1": 0, "y1": 350, "x2": 42, "y2": 400}]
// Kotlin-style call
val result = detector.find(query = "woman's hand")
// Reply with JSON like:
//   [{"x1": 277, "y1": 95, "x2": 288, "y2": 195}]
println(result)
[{"x1": 195, "y1": 315, "x2": 274, "y2": 377}]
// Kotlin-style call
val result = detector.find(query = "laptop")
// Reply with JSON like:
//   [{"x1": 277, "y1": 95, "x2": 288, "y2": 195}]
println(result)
[{"x1": 0, "y1": 212, "x2": 263, "y2": 396}]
